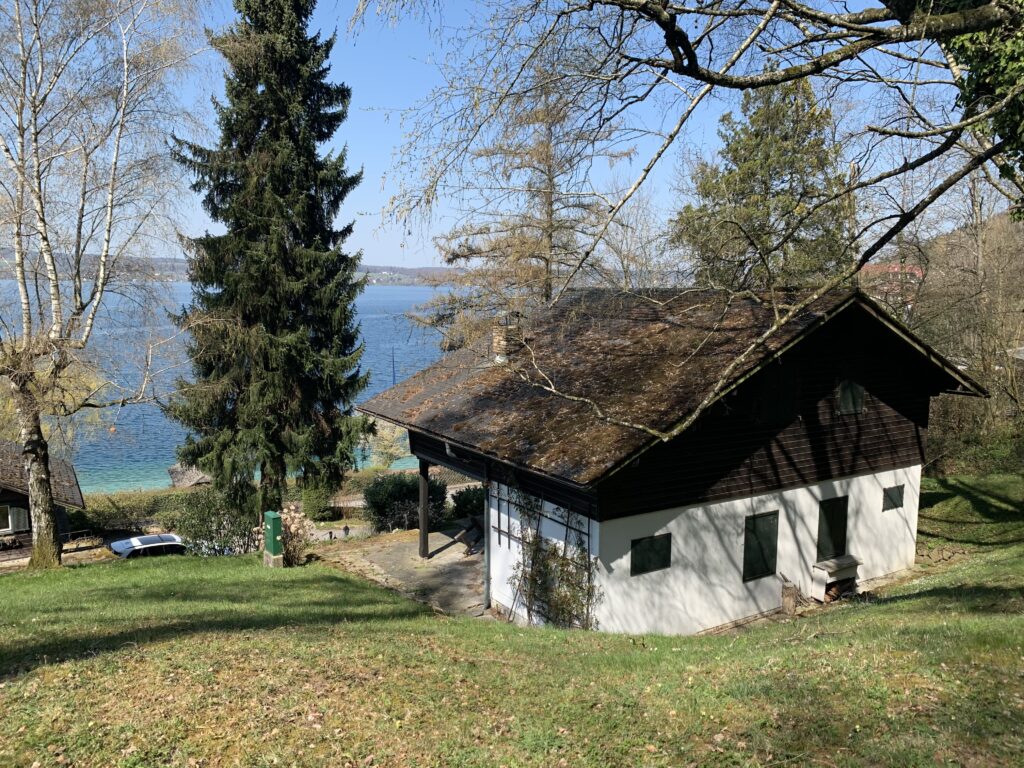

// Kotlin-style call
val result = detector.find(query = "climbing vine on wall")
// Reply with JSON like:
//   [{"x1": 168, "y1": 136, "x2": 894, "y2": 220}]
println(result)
[{"x1": 506, "y1": 488, "x2": 602, "y2": 629}]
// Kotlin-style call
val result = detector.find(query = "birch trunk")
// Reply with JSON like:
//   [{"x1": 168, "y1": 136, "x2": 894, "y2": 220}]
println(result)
[{"x1": 10, "y1": 381, "x2": 62, "y2": 568}]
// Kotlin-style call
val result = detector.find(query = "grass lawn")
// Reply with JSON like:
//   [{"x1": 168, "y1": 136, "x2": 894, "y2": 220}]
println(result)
[
  {"x1": 918, "y1": 474, "x2": 1024, "y2": 549},
  {"x1": 1, "y1": 479, "x2": 1022, "y2": 767}
]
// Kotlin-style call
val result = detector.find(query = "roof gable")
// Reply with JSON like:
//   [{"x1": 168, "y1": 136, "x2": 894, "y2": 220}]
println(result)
[
  {"x1": 359, "y1": 288, "x2": 983, "y2": 487},
  {"x1": 0, "y1": 439, "x2": 86, "y2": 509}
]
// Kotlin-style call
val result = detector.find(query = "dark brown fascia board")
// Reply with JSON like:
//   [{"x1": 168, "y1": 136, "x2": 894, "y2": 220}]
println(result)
[
  {"x1": 355, "y1": 405, "x2": 596, "y2": 493},
  {"x1": 851, "y1": 292, "x2": 989, "y2": 398},
  {"x1": 0, "y1": 481, "x2": 24, "y2": 500}
]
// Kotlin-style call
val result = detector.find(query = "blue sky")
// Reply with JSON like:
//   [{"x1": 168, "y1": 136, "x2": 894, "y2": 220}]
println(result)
[{"x1": 178, "y1": 1, "x2": 725, "y2": 268}]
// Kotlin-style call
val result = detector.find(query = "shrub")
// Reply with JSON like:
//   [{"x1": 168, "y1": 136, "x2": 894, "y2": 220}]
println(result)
[
  {"x1": 343, "y1": 467, "x2": 386, "y2": 495},
  {"x1": 363, "y1": 472, "x2": 446, "y2": 532},
  {"x1": 278, "y1": 502, "x2": 315, "y2": 566},
  {"x1": 172, "y1": 488, "x2": 261, "y2": 555},
  {"x1": 301, "y1": 484, "x2": 334, "y2": 521},
  {"x1": 927, "y1": 423, "x2": 1024, "y2": 476},
  {"x1": 450, "y1": 485, "x2": 486, "y2": 521}
]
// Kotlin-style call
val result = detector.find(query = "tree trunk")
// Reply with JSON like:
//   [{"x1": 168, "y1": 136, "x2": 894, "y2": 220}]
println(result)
[
  {"x1": 259, "y1": 455, "x2": 286, "y2": 513},
  {"x1": 10, "y1": 382, "x2": 62, "y2": 568}
]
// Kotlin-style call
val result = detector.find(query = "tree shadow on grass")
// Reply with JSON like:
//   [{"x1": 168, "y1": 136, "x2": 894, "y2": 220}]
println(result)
[
  {"x1": 918, "y1": 488, "x2": 956, "y2": 510},
  {"x1": 863, "y1": 584, "x2": 1024, "y2": 614},
  {"x1": 918, "y1": 477, "x2": 1024, "y2": 547},
  {"x1": 0, "y1": 559, "x2": 431, "y2": 678}
]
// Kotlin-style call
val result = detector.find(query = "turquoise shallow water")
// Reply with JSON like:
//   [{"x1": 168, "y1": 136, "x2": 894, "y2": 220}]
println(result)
[{"x1": 64, "y1": 283, "x2": 442, "y2": 494}]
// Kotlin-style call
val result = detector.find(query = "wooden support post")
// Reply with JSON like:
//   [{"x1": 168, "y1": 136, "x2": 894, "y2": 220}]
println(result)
[
  {"x1": 419, "y1": 458, "x2": 430, "y2": 558},
  {"x1": 483, "y1": 480, "x2": 491, "y2": 609}
]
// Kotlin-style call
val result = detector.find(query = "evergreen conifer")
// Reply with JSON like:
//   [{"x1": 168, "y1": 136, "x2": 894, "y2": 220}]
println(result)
[{"x1": 169, "y1": 0, "x2": 368, "y2": 512}]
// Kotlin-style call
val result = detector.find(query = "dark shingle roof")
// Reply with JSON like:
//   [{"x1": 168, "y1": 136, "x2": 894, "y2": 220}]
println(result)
[
  {"x1": 0, "y1": 439, "x2": 85, "y2": 509},
  {"x1": 359, "y1": 288, "x2": 981, "y2": 487},
  {"x1": 167, "y1": 462, "x2": 211, "y2": 489}
]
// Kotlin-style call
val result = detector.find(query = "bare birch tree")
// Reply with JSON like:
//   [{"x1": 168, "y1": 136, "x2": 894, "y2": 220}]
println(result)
[{"x1": 0, "y1": 0, "x2": 197, "y2": 567}]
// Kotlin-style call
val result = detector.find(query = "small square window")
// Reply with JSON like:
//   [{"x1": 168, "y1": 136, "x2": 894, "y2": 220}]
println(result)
[
  {"x1": 882, "y1": 484, "x2": 905, "y2": 511},
  {"x1": 631, "y1": 533, "x2": 671, "y2": 576},
  {"x1": 743, "y1": 511, "x2": 778, "y2": 582},
  {"x1": 837, "y1": 380, "x2": 865, "y2": 415}
]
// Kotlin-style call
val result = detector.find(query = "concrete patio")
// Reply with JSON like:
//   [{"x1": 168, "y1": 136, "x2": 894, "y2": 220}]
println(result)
[{"x1": 315, "y1": 527, "x2": 490, "y2": 618}]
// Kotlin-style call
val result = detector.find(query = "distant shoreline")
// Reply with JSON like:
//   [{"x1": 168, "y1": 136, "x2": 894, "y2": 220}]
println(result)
[
  {"x1": 0, "y1": 256, "x2": 458, "y2": 287},
  {"x1": 56, "y1": 283, "x2": 443, "y2": 496}
]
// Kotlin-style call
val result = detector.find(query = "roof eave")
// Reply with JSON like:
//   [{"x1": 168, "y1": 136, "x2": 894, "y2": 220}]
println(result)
[
  {"x1": 357, "y1": 404, "x2": 598, "y2": 491},
  {"x1": 0, "y1": 480, "x2": 84, "y2": 510}
]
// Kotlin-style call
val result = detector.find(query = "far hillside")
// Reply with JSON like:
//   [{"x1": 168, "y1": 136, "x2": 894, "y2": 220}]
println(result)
[{"x1": 0, "y1": 252, "x2": 458, "y2": 286}]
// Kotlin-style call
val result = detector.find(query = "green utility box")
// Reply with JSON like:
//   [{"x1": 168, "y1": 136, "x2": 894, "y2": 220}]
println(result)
[{"x1": 264, "y1": 510, "x2": 284, "y2": 568}]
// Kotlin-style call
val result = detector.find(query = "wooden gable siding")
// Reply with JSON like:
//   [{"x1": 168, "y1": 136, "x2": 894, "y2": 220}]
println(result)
[
  {"x1": 593, "y1": 306, "x2": 941, "y2": 520},
  {"x1": 408, "y1": 431, "x2": 598, "y2": 514}
]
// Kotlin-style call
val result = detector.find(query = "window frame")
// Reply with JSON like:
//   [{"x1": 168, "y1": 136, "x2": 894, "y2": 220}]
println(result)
[
  {"x1": 882, "y1": 484, "x2": 905, "y2": 511},
  {"x1": 836, "y1": 379, "x2": 866, "y2": 415},
  {"x1": 630, "y1": 532, "x2": 672, "y2": 577},
  {"x1": 0, "y1": 505, "x2": 10, "y2": 534},
  {"x1": 742, "y1": 511, "x2": 779, "y2": 582}
]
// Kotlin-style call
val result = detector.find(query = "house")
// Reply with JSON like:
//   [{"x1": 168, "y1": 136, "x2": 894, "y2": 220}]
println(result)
[
  {"x1": 859, "y1": 261, "x2": 925, "y2": 318},
  {"x1": 167, "y1": 462, "x2": 212, "y2": 489},
  {"x1": 0, "y1": 439, "x2": 85, "y2": 562},
  {"x1": 358, "y1": 288, "x2": 985, "y2": 635}
]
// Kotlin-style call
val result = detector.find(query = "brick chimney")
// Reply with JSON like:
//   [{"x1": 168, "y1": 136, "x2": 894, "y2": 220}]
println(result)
[{"x1": 492, "y1": 312, "x2": 522, "y2": 363}]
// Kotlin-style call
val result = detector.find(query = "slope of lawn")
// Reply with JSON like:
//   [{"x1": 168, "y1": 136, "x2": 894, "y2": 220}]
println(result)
[
  {"x1": 918, "y1": 473, "x2": 1024, "y2": 549},
  {"x1": 0, "y1": 478, "x2": 1022, "y2": 768}
]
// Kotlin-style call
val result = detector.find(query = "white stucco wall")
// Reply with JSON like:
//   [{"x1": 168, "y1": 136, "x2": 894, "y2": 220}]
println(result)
[
  {"x1": 593, "y1": 465, "x2": 921, "y2": 636},
  {"x1": 487, "y1": 482, "x2": 599, "y2": 622},
  {"x1": 487, "y1": 467, "x2": 921, "y2": 635}
]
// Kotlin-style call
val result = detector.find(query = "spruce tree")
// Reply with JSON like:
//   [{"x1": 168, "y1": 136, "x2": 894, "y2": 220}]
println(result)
[
  {"x1": 671, "y1": 78, "x2": 850, "y2": 290},
  {"x1": 169, "y1": 0, "x2": 368, "y2": 513}
]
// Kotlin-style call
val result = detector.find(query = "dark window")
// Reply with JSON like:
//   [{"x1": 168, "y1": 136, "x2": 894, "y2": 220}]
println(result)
[
  {"x1": 817, "y1": 497, "x2": 849, "y2": 562},
  {"x1": 0, "y1": 506, "x2": 9, "y2": 532},
  {"x1": 630, "y1": 533, "x2": 671, "y2": 576},
  {"x1": 743, "y1": 512, "x2": 778, "y2": 582},
  {"x1": 882, "y1": 484, "x2": 905, "y2": 511},
  {"x1": 837, "y1": 380, "x2": 865, "y2": 415}
]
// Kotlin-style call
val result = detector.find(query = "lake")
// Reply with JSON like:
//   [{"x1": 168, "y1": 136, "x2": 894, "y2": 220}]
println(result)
[{"x1": 10, "y1": 282, "x2": 443, "y2": 494}]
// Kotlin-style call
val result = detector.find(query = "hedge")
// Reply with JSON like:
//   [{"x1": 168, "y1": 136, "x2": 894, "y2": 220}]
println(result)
[
  {"x1": 74, "y1": 487, "x2": 203, "y2": 533},
  {"x1": 450, "y1": 485, "x2": 486, "y2": 521},
  {"x1": 363, "y1": 473, "x2": 447, "y2": 532}
]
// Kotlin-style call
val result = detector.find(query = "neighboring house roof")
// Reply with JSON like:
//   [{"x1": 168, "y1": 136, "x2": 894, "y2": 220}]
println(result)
[
  {"x1": 167, "y1": 462, "x2": 212, "y2": 489},
  {"x1": 860, "y1": 263, "x2": 925, "y2": 280},
  {"x1": 0, "y1": 439, "x2": 86, "y2": 509},
  {"x1": 360, "y1": 288, "x2": 985, "y2": 488}
]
